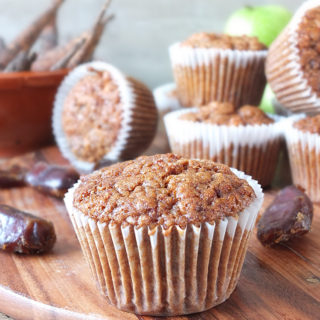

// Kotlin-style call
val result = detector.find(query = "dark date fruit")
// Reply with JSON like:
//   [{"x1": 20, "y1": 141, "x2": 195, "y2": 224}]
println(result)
[
  {"x1": 0, "y1": 165, "x2": 26, "y2": 188},
  {"x1": 25, "y1": 162, "x2": 79, "y2": 198},
  {"x1": 0, "y1": 204, "x2": 56, "y2": 254},
  {"x1": 257, "y1": 186, "x2": 313, "y2": 247}
]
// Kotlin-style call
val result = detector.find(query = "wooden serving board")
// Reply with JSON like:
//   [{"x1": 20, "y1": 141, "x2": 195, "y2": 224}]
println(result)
[{"x1": 0, "y1": 146, "x2": 319, "y2": 320}]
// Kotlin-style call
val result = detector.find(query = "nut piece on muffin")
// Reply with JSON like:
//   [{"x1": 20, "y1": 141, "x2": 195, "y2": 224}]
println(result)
[
  {"x1": 285, "y1": 114, "x2": 320, "y2": 202},
  {"x1": 266, "y1": 1, "x2": 320, "y2": 114},
  {"x1": 65, "y1": 153, "x2": 263, "y2": 316},
  {"x1": 165, "y1": 102, "x2": 282, "y2": 187},
  {"x1": 169, "y1": 32, "x2": 267, "y2": 108},
  {"x1": 53, "y1": 61, "x2": 158, "y2": 172}
]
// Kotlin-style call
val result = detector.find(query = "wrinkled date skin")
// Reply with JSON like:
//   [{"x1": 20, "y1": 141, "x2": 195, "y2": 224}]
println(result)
[
  {"x1": 0, "y1": 165, "x2": 26, "y2": 188},
  {"x1": 0, "y1": 204, "x2": 56, "y2": 254},
  {"x1": 257, "y1": 186, "x2": 313, "y2": 247},
  {"x1": 26, "y1": 162, "x2": 79, "y2": 198}
]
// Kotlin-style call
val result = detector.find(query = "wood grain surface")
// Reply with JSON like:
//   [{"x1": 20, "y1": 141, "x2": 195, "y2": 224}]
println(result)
[{"x1": 0, "y1": 146, "x2": 319, "y2": 320}]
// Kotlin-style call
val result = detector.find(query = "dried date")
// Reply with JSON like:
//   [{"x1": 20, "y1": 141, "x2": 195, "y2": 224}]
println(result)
[
  {"x1": 25, "y1": 162, "x2": 79, "y2": 198},
  {"x1": 0, "y1": 165, "x2": 26, "y2": 188},
  {"x1": 0, "y1": 204, "x2": 56, "y2": 254},
  {"x1": 257, "y1": 186, "x2": 313, "y2": 247}
]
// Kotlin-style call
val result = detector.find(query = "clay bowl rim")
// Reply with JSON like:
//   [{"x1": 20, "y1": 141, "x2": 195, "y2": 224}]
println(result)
[{"x1": 0, "y1": 68, "x2": 70, "y2": 89}]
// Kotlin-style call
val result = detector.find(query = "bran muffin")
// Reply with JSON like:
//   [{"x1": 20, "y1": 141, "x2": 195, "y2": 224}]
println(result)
[
  {"x1": 165, "y1": 102, "x2": 283, "y2": 187},
  {"x1": 64, "y1": 153, "x2": 263, "y2": 315},
  {"x1": 285, "y1": 114, "x2": 320, "y2": 202},
  {"x1": 169, "y1": 32, "x2": 267, "y2": 108},
  {"x1": 53, "y1": 61, "x2": 158, "y2": 172},
  {"x1": 266, "y1": 0, "x2": 320, "y2": 114}
]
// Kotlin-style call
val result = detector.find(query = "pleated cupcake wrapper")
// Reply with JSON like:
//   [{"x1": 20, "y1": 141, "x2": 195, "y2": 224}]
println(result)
[
  {"x1": 153, "y1": 82, "x2": 182, "y2": 153},
  {"x1": 65, "y1": 170, "x2": 263, "y2": 316},
  {"x1": 153, "y1": 82, "x2": 181, "y2": 116},
  {"x1": 164, "y1": 108, "x2": 283, "y2": 187},
  {"x1": 53, "y1": 61, "x2": 158, "y2": 173},
  {"x1": 284, "y1": 115, "x2": 320, "y2": 202},
  {"x1": 169, "y1": 43, "x2": 267, "y2": 108},
  {"x1": 266, "y1": 0, "x2": 320, "y2": 114}
]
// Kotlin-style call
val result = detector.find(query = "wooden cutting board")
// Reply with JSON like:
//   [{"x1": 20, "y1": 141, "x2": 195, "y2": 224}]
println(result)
[{"x1": 0, "y1": 146, "x2": 319, "y2": 320}]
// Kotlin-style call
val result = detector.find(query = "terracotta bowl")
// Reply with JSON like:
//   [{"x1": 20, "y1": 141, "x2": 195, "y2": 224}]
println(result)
[{"x1": 0, "y1": 69, "x2": 69, "y2": 157}]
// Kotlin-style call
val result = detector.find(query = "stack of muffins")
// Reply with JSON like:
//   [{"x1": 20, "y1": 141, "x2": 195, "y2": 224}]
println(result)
[{"x1": 164, "y1": 31, "x2": 283, "y2": 188}]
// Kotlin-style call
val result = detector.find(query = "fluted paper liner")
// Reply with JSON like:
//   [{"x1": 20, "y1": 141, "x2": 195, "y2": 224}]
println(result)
[
  {"x1": 53, "y1": 61, "x2": 158, "y2": 172},
  {"x1": 64, "y1": 170, "x2": 263, "y2": 316},
  {"x1": 153, "y1": 82, "x2": 181, "y2": 115},
  {"x1": 164, "y1": 108, "x2": 283, "y2": 187},
  {"x1": 266, "y1": 0, "x2": 320, "y2": 114},
  {"x1": 284, "y1": 114, "x2": 320, "y2": 202},
  {"x1": 169, "y1": 43, "x2": 267, "y2": 108},
  {"x1": 153, "y1": 82, "x2": 182, "y2": 153}
]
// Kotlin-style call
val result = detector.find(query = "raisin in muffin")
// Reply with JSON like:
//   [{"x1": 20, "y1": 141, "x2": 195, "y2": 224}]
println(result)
[{"x1": 64, "y1": 153, "x2": 263, "y2": 315}]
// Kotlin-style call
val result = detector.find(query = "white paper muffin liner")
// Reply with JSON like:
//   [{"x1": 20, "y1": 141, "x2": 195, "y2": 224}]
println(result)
[
  {"x1": 153, "y1": 82, "x2": 181, "y2": 115},
  {"x1": 152, "y1": 82, "x2": 183, "y2": 153},
  {"x1": 169, "y1": 43, "x2": 267, "y2": 108},
  {"x1": 65, "y1": 169, "x2": 263, "y2": 316},
  {"x1": 164, "y1": 108, "x2": 283, "y2": 187},
  {"x1": 284, "y1": 114, "x2": 320, "y2": 202},
  {"x1": 53, "y1": 61, "x2": 158, "y2": 173},
  {"x1": 266, "y1": 0, "x2": 320, "y2": 114}
]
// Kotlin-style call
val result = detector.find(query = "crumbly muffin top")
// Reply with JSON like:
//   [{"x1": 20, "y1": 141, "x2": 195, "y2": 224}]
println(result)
[
  {"x1": 294, "y1": 114, "x2": 320, "y2": 134},
  {"x1": 179, "y1": 102, "x2": 274, "y2": 126},
  {"x1": 73, "y1": 153, "x2": 256, "y2": 229},
  {"x1": 180, "y1": 32, "x2": 266, "y2": 50},
  {"x1": 62, "y1": 69, "x2": 122, "y2": 163},
  {"x1": 296, "y1": 6, "x2": 320, "y2": 94}
]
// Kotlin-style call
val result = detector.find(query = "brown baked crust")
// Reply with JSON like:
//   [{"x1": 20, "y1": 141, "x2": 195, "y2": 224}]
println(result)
[
  {"x1": 73, "y1": 153, "x2": 256, "y2": 229},
  {"x1": 296, "y1": 6, "x2": 320, "y2": 95},
  {"x1": 181, "y1": 32, "x2": 266, "y2": 50},
  {"x1": 62, "y1": 69, "x2": 122, "y2": 163},
  {"x1": 294, "y1": 114, "x2": 320, "y2": 134},
  {"x1": 179, "y1": 103, "x2": 274, "y2": 126}
]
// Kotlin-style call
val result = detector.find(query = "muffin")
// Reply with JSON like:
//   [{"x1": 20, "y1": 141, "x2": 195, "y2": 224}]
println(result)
[
  {"x1": 266, "y1": 1, "x2": 320, "y2": 114},
  {"x1": 53, "y1": 61, "x2": 158, "y2": 172},
  {"x1": 169, "y1": 32, "x2": 267, "y2": 108},
  {"x1": 284, "y1": 114, "x2": 320, "y2": 202},
  {"x1": 165, "y1": 102, "x2": 283, "y2": 187},
  {"x1": 64, "y1": 153, "x2": 263, "y2": 316}
]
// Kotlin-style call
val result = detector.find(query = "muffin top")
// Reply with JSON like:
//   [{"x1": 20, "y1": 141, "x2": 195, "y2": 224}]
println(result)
[
  {"x1": 296, "y1": 6, "x2": 320, "y2": 94},
  {"x1": 62, "y1": 68, "x2": 122, "y2": 163},
  {"x1": 73, "y1": 153, "x2": 256, "y2": 229},
  {"x1": 294, "y1": 114, "x2": 320, "y2": 134},
  {"x1": 180, "y1": 32, "x2": 266, "y2": 50},
  {"x1": 179, "y1": 102, "x2": 274, "y2": 126}
]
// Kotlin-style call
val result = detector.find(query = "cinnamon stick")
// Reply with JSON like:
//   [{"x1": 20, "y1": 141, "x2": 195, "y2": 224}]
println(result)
[
  {"x1": 4, "y1": 50, "x2": 37, "y2": 72},
  {"x1": 50, "y1": 38, "x2": 85, "y2": 70},
  {"x1": 0, "y1": 37, "x2": 6, "y2": 54},
  {"x1": 39, "y1": 14, "x2": 58, "y2": 53},
  {"x1": 31, "y1": 31, "x2": 89, "y2": 71},
  {"x1": 0, "y1": 0, "x2": 64, "y2": 69},
  {"x1": 67, "y1": 0, "x2": 113, "y2": 68}
]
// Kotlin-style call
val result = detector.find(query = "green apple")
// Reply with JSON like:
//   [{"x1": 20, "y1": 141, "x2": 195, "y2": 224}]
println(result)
[
  {"x1": 259, "y1": 84, "x2": 275, "y2": 114},
  {"x1": 224, "y1": 5, "x2": 292, "y2": 47}
]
